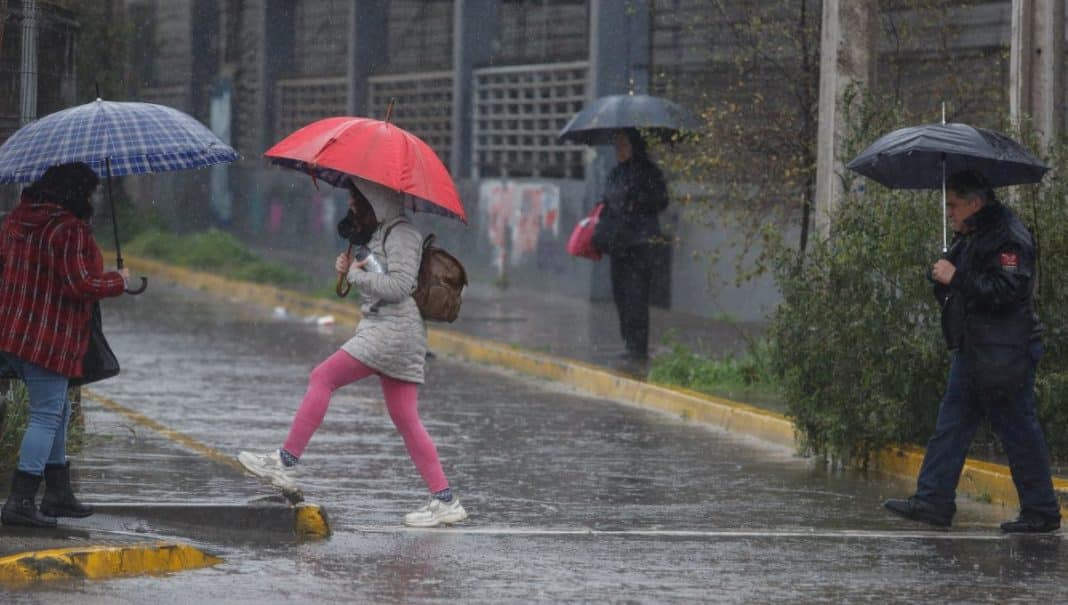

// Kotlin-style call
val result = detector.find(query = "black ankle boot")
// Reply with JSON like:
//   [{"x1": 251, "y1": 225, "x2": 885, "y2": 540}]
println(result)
[
  {"x1": 2, "y1": 469, "x2": 57, "y2": 527},
  {"x1": 40, "y1": 462, "x2": 93, "y2": 518}
]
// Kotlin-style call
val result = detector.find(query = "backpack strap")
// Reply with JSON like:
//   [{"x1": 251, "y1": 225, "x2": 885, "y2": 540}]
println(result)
[
  {"x1": 383, "y1": 217, "x2": 436, "y2": 255},
  {"x1": 380, "y1": 216, "x2": 410, "y2": 248}
]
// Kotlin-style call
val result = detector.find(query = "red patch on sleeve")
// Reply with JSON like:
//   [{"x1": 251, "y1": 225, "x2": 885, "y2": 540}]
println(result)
[{"x1": 999, "y1": 252, "x2": 1019, "y2": 269}]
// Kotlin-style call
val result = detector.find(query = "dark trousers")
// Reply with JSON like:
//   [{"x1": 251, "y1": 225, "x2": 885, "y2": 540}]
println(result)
[
  {"x1": 610, "y1": 245, "x2": 653, "y2": 357},
  {"x1": 915, "y1": 341, "x2": 1060, "y2": 520}
]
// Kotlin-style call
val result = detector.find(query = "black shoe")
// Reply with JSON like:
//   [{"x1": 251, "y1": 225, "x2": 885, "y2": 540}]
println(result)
[
  {"x1": 40, "y1": 461, "x2": 93, "y2": 518},
  {"x1": 1000, "y1": 512, "x2": 1061, "y2": 533},
  {"x1": 1, "y1": 469, "x2": 57, "y2": 528},
  {"x1": 883, "y1": 496, "x2": 952, "y2": 527}
]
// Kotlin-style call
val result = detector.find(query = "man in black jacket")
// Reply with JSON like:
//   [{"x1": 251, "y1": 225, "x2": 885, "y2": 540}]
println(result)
[{"x1": 883, "y1": 170, "x2": 1061, "y2": 533}]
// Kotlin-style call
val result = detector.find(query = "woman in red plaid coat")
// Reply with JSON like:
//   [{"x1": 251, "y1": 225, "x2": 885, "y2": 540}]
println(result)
[{"x1": 0, "y1": 162, "x2": 128, "y2": 527}]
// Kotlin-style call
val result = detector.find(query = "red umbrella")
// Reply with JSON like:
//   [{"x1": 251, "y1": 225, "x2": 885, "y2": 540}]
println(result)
[{"x1": 264, "y1": 116, "x2": 466, "y2": 223}]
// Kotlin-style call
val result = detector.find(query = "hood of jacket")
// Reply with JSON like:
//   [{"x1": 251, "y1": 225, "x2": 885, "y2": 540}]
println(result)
[
  {"x1": 4, "y1": 192, "x2": 71, "y2": 241},
  {"x1": 353, "y1": 177, "x2": 406, "y2": 224}
]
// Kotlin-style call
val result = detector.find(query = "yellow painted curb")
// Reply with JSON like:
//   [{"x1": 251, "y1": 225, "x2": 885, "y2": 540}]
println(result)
[
  {"x1": 122, "y1": 254, "x2": 1068, "y2": 517},
  {"x1": 295, "y1": 504, "x2": 331, "y2": 540},
  {"x1": 124, "y1": 256, "x2": 361, "y2": 331},
  {"x1": 426, "y1": 328, "x2": 799, "y2": 447},
  {"x1": 872, "y1": 444, "x2": 1068, "y2": 514},
  {"x1": 0, "y1": 543, "x2": 221, "y2": 585}
]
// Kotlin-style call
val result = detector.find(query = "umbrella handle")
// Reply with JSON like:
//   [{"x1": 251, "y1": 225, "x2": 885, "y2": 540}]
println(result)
[
  {"x1": 126, "y1": 276, "x2": 148, "y2": 295},
  {"x1": 336, "y1": 273, "x2": 351, "y2": 298},
  {"x1": 336, "y1": 244, "x2": 353, "y2": 298}
]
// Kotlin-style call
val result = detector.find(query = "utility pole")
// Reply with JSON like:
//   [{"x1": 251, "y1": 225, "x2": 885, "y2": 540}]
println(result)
[
  {"x1": 18, "y1": 0, "x2": 37, "y2": 126},
  {"x1": 814, "y1": 0, "x2": 875, "y2": 240},
  {"x1": 1009, "y1": 0, "x2": 1064, "y2": 148}
]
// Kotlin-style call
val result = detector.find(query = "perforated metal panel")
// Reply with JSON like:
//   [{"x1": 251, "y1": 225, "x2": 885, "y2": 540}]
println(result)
[
  {"x1": 472, "y1": 61, "x2": 588, "y2": 179},
  {"x1": 366, "y1": 70, "x2": 454, "y2": 165},
  {"x1": 275, "y1": 76, "x2": 348, "y2": 138}
]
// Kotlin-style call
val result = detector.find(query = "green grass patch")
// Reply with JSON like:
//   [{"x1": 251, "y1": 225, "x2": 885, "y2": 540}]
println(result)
[
  {"x1": 125, "y1": 229, "x2": 305, "y2": 286},
  {"x1": 649, "y1": 339, "x2": 785, "y2": 411},
  {"x1": 0, "y1": 382, "x2": 85, "y2": 477}
]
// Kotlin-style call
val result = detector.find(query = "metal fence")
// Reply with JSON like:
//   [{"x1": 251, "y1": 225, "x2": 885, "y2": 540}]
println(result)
[
  {"x1": 367, "y1": 70, "x2": 454, "y2": 165},
  {"x1": 275, "y1": 76, "x2": 348, "y2": 138},
  {"x1": 472, "y1": 61, "x2": 588, "y2": 179},
  {"x1": 270, "y1": 60, "x2": 590, "y2": 181}
]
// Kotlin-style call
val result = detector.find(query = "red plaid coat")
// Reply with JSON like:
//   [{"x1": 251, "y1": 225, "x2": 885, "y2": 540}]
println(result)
[{"x1": 0, "y1": 194, "x2": 126, "y2": 377}]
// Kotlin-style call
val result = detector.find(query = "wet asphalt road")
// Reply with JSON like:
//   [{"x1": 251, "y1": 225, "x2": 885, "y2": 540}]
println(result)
[{"x1": 6, "y1": 283, "x2": 1068, "y2": 604}]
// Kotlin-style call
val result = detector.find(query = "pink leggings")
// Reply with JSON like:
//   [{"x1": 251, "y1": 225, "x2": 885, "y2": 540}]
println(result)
[{"x1": 283, "y1": 350, "x2": 448, "y2": 493}]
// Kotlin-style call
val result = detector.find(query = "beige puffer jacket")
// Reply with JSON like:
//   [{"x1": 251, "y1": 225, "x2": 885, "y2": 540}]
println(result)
[{"x1": 341, "y1": 192, "x2": 426, "y2": 384}]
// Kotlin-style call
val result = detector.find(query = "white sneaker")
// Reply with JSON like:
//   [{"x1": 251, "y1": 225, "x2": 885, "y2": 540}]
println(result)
[
  {"x1": 237, "y1": 450, "x2": 298, "y2": 491},
  {"x1": 404, "y1": 497, "x2": 468, "y2": 528}
]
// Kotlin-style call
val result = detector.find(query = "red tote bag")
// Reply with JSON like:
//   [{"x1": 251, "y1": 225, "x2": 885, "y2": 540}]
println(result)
[{"x1": 566, "y1": 202, "x2": 604, "y2": 261}]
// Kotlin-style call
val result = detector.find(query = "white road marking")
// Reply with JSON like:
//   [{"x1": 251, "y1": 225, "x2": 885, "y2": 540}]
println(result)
[{"x1": 351, "y1": 526, "x2": 1032, "y2": 540}]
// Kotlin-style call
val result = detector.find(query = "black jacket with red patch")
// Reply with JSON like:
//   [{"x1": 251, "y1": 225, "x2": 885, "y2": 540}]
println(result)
[{"x1": 934, "y1": 201, "x2": 1042, "y2": 350}]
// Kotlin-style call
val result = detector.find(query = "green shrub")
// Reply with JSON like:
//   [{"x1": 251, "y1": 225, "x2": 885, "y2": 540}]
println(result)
[
  {"x1": 0, "y1": 382, "x2": 31, "y2": 476},
  {"x1": 0, "y1": 383, "x2": 84, "y2": 477},
  {"x1": 768, "y1": 91, "x2": 1068, "y2": 467},
  {"x1": 1038, "y1": 372, "x2": 1068, "y2": 459},
  {"x1": 768, "y1": 186, "x2": 949, "y2": 466}
]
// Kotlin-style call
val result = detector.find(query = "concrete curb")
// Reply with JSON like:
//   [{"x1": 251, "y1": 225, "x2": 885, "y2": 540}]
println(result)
[
  {"x1": 92, "y1": 503, "x2": 331, "y2": 541},
  {"x1": 0, "y1": 543, "x2": 220, "y2": 586},
  {"x1": 124, "y1": 255, "x2": 1068, "y2": 517},
  {"x1": 0, "y1": 389, "x2": 335, "y2": 586},
  {"x1": 83, "y1": 390, "x2": 331, "y2": 541}
]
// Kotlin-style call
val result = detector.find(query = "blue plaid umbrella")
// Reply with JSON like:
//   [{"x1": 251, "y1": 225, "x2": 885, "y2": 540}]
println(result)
[
  {"x1": 0, "y1": 99, "x2": 239, "y2": 293},
  {"x1": 0, "y1": 99, "x2": 238, "y2": 183}
]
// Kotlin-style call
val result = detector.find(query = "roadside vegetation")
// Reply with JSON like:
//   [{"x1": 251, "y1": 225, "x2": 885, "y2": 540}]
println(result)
[
  {"x1": 0, "y1": 383, "x2": 84, "y2": 477},
  {"x1": 649, "y1": 338, "x2": 784, "y2": 411},
  {"x1": 649, "y1": 3, "x2": 1067, "y2": 468},
  {"x1": 124, "y1": 228, "x2": 306, "y2": 286},
  {"x1": 653, "y1": 87, "x2": 1068, "y2": 468}
]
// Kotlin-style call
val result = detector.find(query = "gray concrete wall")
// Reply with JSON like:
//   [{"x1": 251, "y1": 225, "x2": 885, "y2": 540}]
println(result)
[
  {"x1": 122, "y1": 0, "x2": 1026, "y2": 325},
  {"x1": 214, "y1": 168, "x2": 781, "y2": 323}
]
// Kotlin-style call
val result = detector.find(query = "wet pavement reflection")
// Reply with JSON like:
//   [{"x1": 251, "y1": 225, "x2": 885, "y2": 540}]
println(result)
[{"x1": 7, "y1": 283, "x2": 1066, "y2": 603}]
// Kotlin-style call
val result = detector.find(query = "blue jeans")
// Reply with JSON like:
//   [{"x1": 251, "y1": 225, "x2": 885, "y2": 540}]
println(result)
[
  {"x1": 2, "y1": 353, "x2": 71, "y2": 475},
  {"x1": 915, "y1": 341, "x2": 1060, "y2": 519}
]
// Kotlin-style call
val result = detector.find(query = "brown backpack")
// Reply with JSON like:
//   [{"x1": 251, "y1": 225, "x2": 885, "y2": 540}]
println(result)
[{"x1": 384, "y1": 221, "x2": 467, "y2": 323}]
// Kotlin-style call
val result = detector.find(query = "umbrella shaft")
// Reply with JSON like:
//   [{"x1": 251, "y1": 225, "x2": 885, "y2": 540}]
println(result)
[
  {"x1": 942, "y1": 158, "x2": 947, "y2": 253},
  {"x1": 106, "y1": 158, "x2": 123, "y2": 269}
]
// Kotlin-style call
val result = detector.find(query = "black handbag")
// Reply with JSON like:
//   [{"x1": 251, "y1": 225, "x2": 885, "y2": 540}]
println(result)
[{"x1": 70, "y1": 302, "x2": 120, "y2": 386}]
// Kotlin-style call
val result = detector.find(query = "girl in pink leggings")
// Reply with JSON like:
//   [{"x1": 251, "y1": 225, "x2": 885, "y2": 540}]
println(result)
[{"x1": 239, "y1": 181, "x2": 466, "y2": 528}]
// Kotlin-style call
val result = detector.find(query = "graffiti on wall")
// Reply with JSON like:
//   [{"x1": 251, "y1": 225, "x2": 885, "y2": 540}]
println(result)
[{"x1": 479, "y1": 180, "x2": 560, "y2": 275}]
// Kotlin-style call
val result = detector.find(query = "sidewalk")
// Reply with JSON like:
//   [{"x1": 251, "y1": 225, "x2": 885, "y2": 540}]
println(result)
[
  {"x1": 253, "y1": 244, "x2": 764, "y2": 370},
  {"x1": 453, "y1": 282, "x2": 762, "y2": 369}
]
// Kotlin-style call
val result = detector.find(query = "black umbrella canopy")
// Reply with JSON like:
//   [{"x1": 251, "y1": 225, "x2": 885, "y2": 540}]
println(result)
[
  {"x1": 558, "y1": 93, "x2": 702, "y2": 145},
  {"x1": 846, "y1": 122, "x2": 1049, "y2": 189}
]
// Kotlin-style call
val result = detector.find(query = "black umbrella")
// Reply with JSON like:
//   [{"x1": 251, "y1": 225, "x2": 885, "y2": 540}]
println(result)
[
  {"x1": 846, "y1": 122, "x2": 1048, "y2": 189},
  {"x1": 558, "y1": 93, "x2": 701, "y2": 145},
  {"x1": 846, "y1": 121, "x2": 1049, "y2": 250}
]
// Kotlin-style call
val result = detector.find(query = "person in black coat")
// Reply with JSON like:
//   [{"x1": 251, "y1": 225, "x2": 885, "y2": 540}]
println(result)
[
  {"x1": 883, "y1": 170, "x2": 1061, "y2": 533},
  {"x1": 595, "y1": 129, "x2": 669, "y2": 361}
]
